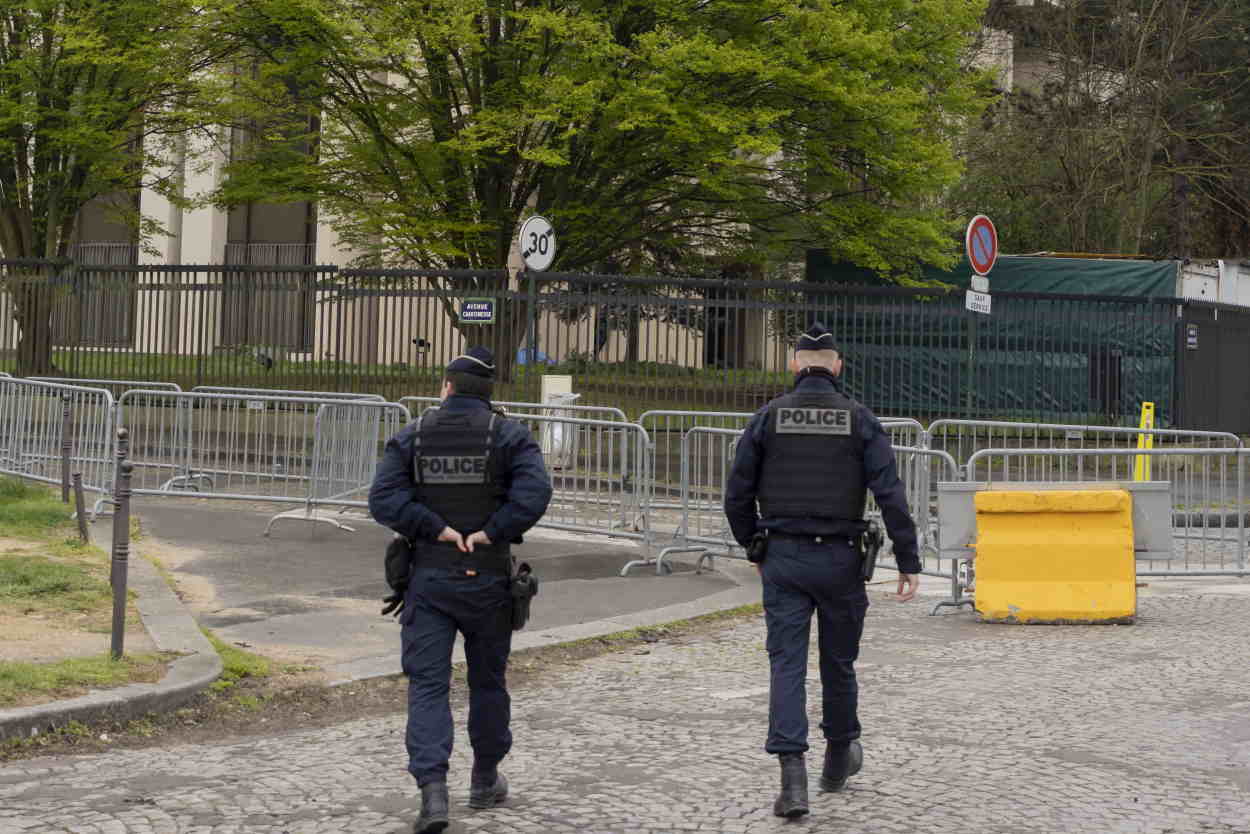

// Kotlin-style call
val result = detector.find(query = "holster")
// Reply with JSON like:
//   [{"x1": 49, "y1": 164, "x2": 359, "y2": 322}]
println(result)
[
  {"x1": 858, "y1": 521, "x2": 884, "y2": 583},
  {"x1": 510, "y1": 561, "x2": 539, "y2": 630}
]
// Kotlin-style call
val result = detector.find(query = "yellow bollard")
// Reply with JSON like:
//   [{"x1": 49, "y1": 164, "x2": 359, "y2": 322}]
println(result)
[
  {"x1": 974, "y1": 489, "x2": 1136, "y2": 624},
  {"x1": 1133, "y1": 402, "x2": 1155, "y2": 482}
]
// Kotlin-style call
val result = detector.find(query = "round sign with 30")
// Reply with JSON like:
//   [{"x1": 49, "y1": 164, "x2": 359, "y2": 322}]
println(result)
[{"x1": 519, "y1": 215, "x2": 556, "y2": 272}]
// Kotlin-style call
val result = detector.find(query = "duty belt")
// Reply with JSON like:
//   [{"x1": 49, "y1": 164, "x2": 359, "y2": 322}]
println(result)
[
  {"x1": 767, "y1": 531, "x2": 856, "y2": 545},
  {"x1": 416, "y1": 546, "x2": 511, "y2": 576}
]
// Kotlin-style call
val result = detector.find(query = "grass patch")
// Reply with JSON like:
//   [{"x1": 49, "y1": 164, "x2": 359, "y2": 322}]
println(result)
[
  {"x1": 0, "y1": 553, "x2": 110, "y2": 614},
  {"x1": 0, "y1": 476, "x2": 144, "y2": 647},
  {"x1": 202, "y1": 629, "x2": 272, "y2": 692},
  {"x1": 0, "y1": 477, "x2": 74, "y2": 540},
  {"x1": 231, "y1": 693, "x2": 263, "y2": 711},
  {"x1": 0, "y1": 480, "x2": 115, "y2": 618},
  {"x1": 0, "y1": 653, "x2": 168, "y2": 707},
  {"x1": 0, "y1": 478, "x2": 47, "y2": 501}
]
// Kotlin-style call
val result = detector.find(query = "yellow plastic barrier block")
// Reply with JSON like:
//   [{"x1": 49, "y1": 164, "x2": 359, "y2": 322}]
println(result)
[{"x1": 974, "y1": 489, "x2": 1136, "y2": 624}]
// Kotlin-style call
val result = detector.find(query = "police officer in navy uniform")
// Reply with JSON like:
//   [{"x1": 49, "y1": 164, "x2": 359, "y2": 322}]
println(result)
[
  {"x1": 369, "y1": 347, "x2": 553, "y2": 834},
  {"x1": 723, "y1": 323, "x2": 921, "y2": 819}
]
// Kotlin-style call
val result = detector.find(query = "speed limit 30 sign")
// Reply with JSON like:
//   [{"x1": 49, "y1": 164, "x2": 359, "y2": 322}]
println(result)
[{"x1": 519, "y1": 215, "x2": 556, "y2": 272}]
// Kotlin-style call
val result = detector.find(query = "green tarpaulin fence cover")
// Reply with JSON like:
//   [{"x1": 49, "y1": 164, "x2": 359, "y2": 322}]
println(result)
[{"x1": 807, "y1": 252, "x2": 1179, "y2": 298}]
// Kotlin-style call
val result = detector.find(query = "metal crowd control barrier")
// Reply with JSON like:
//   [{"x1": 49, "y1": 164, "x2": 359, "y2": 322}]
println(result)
[
  {"x1": 964, "y1": 447, "x2": 1248, "y2": 577},
  {"x1": 117, "y1": 389, "x2": 403, "y2": 505},
  {"x1": 193, "y1": 385, "x2": 385, "y2": 402},
  {"x1": 0, "y1": 377, "x2": 116, "y2": 498},
  {"x1": 640, "y1": 409, "x2": 923, "y2": 513},
  {"x1": 652, "y1": 427, "x2": 959, "y2": 582},
  {"x1": 928, "y1": 419, "x2": 1242, "y2": 465},
  {"x1": 886, "y1": 447, "x2": 966, "y2": 613},
  {"x1": 395, "y1": 406, "x2": 661, "y2": 562},
  {"x1": 29, "y1": 378, "x2": 183, "y2": 398},
  {"x1": 485, "y1": 414, "x2": 672, "y2": 567},
  {"x1": 666, "y1": 426, "x2": 743, "y2": 575},
  {"x1": 265, "y1": 400, "x2": 410, "y2": 535},
  {"x1": 399, "y1": 396, "x2": 628, "y2": 422},
  {"x1": 639, "y1": 411, "x2": 755, "y2": 513}
]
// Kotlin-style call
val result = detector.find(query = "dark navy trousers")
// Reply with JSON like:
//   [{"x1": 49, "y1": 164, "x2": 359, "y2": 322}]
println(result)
[
  {"x1": 760, "y1": 535, "x2": 868, "y2": 755},
  {"x1": 400, "y1": 566, "x2": 513, "y2": 786}
]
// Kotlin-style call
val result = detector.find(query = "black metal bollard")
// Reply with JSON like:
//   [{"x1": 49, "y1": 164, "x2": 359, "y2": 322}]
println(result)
[
  {"x1": 60, "y1": 393, "x2": 71, "y2": 503},
  {"x1": 112, "y1": 426, "x2": 130, "y2": 507},
  {"x1": 72, "y1": 473, "x2": 90, "y2": 544},
  {"x1": 109, "y1": 427, "x2": 133, "y2": 660},
  {"x1": 108, "y1": 427, "x2": 130, "y2": 582}
]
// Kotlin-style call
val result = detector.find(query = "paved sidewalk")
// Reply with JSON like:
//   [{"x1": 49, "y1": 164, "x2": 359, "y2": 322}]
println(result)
[{"x1": 3, "y1": 579, "x2": 1249, "y2": 833}]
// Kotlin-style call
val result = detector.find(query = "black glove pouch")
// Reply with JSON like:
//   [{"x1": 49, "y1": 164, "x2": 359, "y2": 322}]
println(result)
[
  {"x1": 746, "y1": 532, "x2": 769, "y2": 564},
  {"x1": 510, "y1": 562, "x2": 539, "y2": 631},
  {"x1": 385, "y1": 536, "x2": 414, "y2": 593}
]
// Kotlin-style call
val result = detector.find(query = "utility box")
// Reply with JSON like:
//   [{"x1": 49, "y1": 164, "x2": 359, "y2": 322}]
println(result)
[
  {"x1": 539, "y1": 375, "x2": 578, "y2": 469},
  {"x1": 540, "y1": 374, "x2": 573, "y2": 403}
]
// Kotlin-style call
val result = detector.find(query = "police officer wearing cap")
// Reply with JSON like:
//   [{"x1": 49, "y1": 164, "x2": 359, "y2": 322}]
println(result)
[
  {"x1": 369, "y1": 346, "x2": 553, "y2": 834},
  {"x1": 723, "y1": 323, "x2": 921, "y2": 819}
]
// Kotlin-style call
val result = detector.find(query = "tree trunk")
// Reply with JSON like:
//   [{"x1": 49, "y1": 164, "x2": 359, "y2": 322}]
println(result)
[
  {"x1": 625, "y1": 307, "x2": 640, "y2": 365},
  {"x1": 10, "y1": 268, "x2": 59, "y2": 376}
]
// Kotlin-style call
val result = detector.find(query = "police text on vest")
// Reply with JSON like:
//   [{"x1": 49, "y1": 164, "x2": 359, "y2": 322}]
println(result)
[
  {"x1": 775, "y1": 408, "x2": 851, "y2": 435},
  {"x1": 418, "y1": 455, "x2": 489, "y2": 483}
]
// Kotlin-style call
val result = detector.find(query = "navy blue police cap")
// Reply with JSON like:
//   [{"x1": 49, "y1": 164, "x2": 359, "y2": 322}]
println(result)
[
  {"x1": 446, "y1": 346, "x2": 496, "y2": 379},
  {"x1": 796, "y1": 322, "x2": 837, "y2": 353}
]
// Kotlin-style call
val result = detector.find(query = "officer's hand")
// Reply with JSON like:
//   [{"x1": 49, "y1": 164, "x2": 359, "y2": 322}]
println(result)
[
  {"x1": 438, "y1": 526, "x2": 467, "y2": 552},
  {"x1": 381, "y1": 592, "x2": 405, "y2": 617},
  {"x1": 464, "y1": 530, "x2": 492, "y2": 552},
  {"x1": 895, "y1": 573, "x2": 920, "y2": 602}
]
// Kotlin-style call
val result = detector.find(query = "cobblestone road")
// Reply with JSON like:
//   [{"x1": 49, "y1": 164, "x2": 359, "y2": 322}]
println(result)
[{"x1": 4, "y1": 585, "x2": 1250, "y2": 834}]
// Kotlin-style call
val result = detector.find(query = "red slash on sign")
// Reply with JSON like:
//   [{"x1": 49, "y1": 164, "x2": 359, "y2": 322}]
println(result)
[{"x1": 966, "y1": 215, "x2": 998, "y2": 276}]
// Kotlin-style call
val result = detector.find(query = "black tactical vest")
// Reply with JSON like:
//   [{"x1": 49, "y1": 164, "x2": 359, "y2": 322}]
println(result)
[
  {"x1": 413, "y1": 407, "x2": 507, "y2": 547},
  {"x1": 757, "y1": 387, "x2": 867, "y2": 521}
]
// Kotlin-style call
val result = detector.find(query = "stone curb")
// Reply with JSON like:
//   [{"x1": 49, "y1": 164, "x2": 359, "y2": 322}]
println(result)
[{"x1": 0, "y1": 549, "x2": 222, "y2": 743}]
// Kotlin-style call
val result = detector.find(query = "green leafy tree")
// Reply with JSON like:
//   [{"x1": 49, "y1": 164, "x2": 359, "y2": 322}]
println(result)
[
  {"x1": 0, "y1": 0, "x2": 224, "y2": 374},
  {"x1": 220, "y1": 0, "x2": 989, "y2": 366}
]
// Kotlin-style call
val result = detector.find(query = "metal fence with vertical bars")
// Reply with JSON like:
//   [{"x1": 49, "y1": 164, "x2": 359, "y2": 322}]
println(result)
[{"x1": 0, "y1": 260, "x2": 1200, "y2": 426}]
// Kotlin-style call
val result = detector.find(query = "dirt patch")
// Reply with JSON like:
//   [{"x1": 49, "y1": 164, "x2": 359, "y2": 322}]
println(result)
[
  {"x1": 0, "y1": 611, "x2": 157, "y2": 663},
  {"x1": 0, "y1": 603, "x2": 764, "y2": 762},
  {"x1": 0, "y1": 539, "x2": 156, "y2": 663}
]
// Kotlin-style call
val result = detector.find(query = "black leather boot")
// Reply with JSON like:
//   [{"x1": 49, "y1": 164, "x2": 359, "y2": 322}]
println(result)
[
  {"x1": 468, "y1": 768, "x2": 509, "y2": 809},
  {"x1": 820, "y1": 740, "x2": 863, "y2": 793},
  {"x1": 413, "y1": 781, "x2": 449, "y2": 833},
  {"x1": 772, "y1": 753, "x2": 810, "y2": 818}
]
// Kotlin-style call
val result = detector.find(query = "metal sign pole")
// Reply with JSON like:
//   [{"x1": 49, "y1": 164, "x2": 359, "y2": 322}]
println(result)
[
  {"x1": 525, "y1": 268, "x2": 539, "y2": 399},
  {"x1": 517, "y1": 215, "x2": 556, "y2": 400}
]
